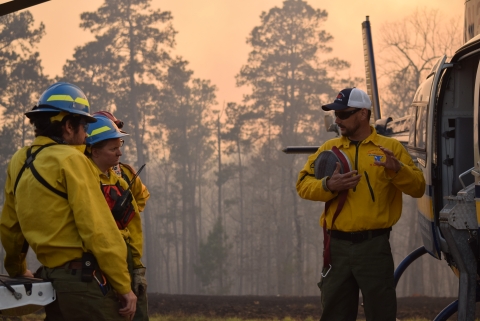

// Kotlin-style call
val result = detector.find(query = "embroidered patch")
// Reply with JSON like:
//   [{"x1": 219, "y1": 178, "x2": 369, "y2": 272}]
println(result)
[
  {"x1": 368, "y1": 150, "x2": 384, "y2": 164},
  {"x1": 112, "y1": 164, "x2": 122, "y2": 177}
]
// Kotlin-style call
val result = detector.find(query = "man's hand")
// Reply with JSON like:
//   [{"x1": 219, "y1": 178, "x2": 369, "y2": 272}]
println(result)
[
  {"x1": 21, "y1": 269, "x2": 34, "y2": 278},
  {"x1": 374, "y1": 147, "x2": 401, "y2": 173},
  {"x1": 326, "y1": 162, "x2": 360, "y2": 192},
  {"x1": 118, "y1": 290, "x2": 137, "y2": 320}
]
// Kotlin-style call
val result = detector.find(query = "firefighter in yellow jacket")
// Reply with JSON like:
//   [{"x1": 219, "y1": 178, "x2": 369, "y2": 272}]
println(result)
[
  {"x1": 85, "y1": 115, "x2": 149, "y2": 321},
  {"x1": 296, "y1": 88, "x2": 425, "y2": 321},
  {"x1": 0, "y1": 82, "x2": 137, "y2": 320},
  {"x1": 92, "y1": 111, "x2": 150, "y2": 212}
]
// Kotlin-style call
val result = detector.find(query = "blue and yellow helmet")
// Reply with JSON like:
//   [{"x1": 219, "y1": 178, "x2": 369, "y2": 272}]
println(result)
[
  {"x1": 25, "y1": 82, "x2": 96, "y2": 123},
  {"x1": 86, "y1": 115, "x2": 129, "y2": 146}
]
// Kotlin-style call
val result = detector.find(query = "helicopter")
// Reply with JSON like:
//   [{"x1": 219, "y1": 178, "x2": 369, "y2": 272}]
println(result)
[
  {"x1": 284, "y1": 5, "x2": 480, "y2": 321},
  {"x1": 0, "y1": 0, "x2": 50, "y2": 17}
]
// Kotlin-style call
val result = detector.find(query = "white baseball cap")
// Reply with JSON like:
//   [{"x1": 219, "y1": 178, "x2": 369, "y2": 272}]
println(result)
[{"x1": 322, "y1": 88, "x2": 371, "y2": 111}]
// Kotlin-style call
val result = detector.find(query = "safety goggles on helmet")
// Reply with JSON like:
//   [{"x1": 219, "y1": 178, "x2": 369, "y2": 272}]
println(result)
[
  {"x1": 86, "y1": 115, "x2": 129, "y2": 146},
  {"x1": 92, "y1": 111, "x2": 124, "y2": 129},
  {"x1": 25, "y1": 82, "x2": 96, "y2": 123}
]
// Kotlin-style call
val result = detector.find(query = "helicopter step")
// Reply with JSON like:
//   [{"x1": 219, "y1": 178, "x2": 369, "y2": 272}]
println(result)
[{"x1": 0, "y1": 274, "x2": 55, "y2": 316}]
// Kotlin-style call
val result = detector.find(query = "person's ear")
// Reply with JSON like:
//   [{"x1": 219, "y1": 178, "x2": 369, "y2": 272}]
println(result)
[
  {"x1": 61, "y1": 119, "x2": 73, "y2": 138},
  {"x1": 91, "y1": 147, "x2": 99, "y2": 158},
  {"x1": 361, "y1": 109, "x2": 369, "y2": 120},
  {"x1": 65, "y1": 119, "x2": 75, "y2": 133}
]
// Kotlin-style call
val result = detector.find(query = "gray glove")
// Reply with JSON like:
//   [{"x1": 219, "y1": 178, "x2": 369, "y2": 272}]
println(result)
[{"x1": 132, "y1": 267, "x2": 147, "y2": 296}]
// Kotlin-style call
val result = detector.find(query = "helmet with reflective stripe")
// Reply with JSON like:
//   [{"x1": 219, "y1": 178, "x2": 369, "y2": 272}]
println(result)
[
  {"x1": 92, "y1": 111, "x2": 124, "y2": 129},
  {"x1": 25, "y1": 82, "x2": 96, "y2": 123},
  {"x1": 86, "y1": 115, "x2": 129, "y2": 146}
]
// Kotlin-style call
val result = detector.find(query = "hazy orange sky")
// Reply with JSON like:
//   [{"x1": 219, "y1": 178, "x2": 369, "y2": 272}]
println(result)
[{"x1": 24, "y1": 0, "x2": 464, "y2": 107}]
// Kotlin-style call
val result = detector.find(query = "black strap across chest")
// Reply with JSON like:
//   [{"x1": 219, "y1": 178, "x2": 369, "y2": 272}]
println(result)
[
  {"x1": 13, "y1": 143, "x2": 68, "y2": 200},
  {"x1": 121, "y1": 169, "x2": 131, "y2": 185}
]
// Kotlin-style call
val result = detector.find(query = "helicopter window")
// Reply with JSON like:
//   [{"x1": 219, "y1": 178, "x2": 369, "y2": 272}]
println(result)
[{"x1": 416, "y1": 106, "x2": 427, "y2": 150}]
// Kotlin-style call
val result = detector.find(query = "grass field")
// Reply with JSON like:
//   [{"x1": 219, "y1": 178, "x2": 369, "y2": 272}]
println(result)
[
  {"x1": 0, "y1": 315, "x2": 429, "y2": 321},
  {"x1": 142, "y1": 317, "x2": 442, "y2": 321},
  {"x1": 3, "y1": 314, "x2": 480, "y2": 321},
  {"x1": 0, "y1": 313, "x2": 465, "y2": 321}
]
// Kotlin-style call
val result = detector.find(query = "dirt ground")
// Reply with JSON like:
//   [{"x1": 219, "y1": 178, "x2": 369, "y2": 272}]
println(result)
[{"x1": 148, "y1": 294, "x2": 480, "y2": 320}]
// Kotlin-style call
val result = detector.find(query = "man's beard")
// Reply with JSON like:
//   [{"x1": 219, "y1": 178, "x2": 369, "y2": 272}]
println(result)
[{"x1": 339, "y1": 122, "x2": 361, "y2": 138}]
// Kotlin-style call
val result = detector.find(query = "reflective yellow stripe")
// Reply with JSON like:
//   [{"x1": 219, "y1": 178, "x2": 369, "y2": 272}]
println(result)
[
  {"x1": 417, "y1": 194, "x2": 434, "y2": 220},
  {"x1": 89, "y1": 126, "x2": 111, "y2": 137},
  {"x1": 75, "y1": 97, "x2": 89, "y2": 107},
  {"x1": 47, "y1": 95, "x2": 90, "y2": 107}
]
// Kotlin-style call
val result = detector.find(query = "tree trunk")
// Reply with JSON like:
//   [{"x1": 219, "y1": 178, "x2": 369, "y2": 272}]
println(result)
[
  {"x1": 216, "y1": 114, "x2": 224, "y2": 291},
  {"x1": 237, "y1": 137, "x2": 245, "y2": 295}
]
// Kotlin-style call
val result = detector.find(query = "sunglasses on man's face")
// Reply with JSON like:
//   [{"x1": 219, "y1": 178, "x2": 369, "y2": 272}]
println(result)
[{"x1": 334, "y1": 108, "x2": 362, "y2": 120}]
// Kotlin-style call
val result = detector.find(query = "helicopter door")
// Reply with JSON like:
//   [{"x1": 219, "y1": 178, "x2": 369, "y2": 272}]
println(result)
[
  {"x1": 416, "y1": 55, "x2": 449, "y2": 259},
  {"x1": 473, "y1": 58, "x2": 480, "y2": 229}
]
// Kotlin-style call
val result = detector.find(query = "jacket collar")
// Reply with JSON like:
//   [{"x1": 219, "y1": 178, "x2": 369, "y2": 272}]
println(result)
[
  {"x1": 88, "y1": 157, "x2": 114, "y2": 179},
  {"x1": 338, "y1": 126, "x2": 380, "y2": 148},
  {"x1": 32, "y1": 136, "x2": 87, "y2": 154}
]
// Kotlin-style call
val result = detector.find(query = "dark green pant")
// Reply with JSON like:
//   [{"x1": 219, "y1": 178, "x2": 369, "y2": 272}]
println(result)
[
  {"x1": 126, "y1": 243, "x2": 149, "y2": 321},
  {"x1": 41, "y1": 266, "x2": 127, "y2": 321},
  {"x1": 133, "y1": 291, "x2": 148, "y2": 321},
  {"x1": 318, "y1": 233, "x2": 396, "y2": 321}
]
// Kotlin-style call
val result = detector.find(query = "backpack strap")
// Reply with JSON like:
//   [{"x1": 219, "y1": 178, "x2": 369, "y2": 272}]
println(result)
[{"x1": 14, "y1": 143, "x2": 68, "y2": 200}]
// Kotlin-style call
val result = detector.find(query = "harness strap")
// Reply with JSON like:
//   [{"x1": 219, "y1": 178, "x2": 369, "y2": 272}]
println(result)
[
  {"x1": 25, "y1": 146, "x2": 68, "y2": 200},
  {"x1": 322, "y1": 146, "x2": 350, "y2": 272},
  {"x1": 121, "y1": 169, "x2": 131, "y2": 186},
  {"x1": 13, "y1": 143, "x2": 68, "y2": 257},
  {"x1": 13, "y1": 143, "x2": 56, "y2": 195}
]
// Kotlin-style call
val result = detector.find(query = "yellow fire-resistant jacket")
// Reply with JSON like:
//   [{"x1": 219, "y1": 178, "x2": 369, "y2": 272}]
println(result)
[
  {"x1": 0, "y1": 136, "x2": 132, "y2": 294},
  {"x1": 89, "y1": 159, "x2": 144, "y2": 268},
  {"x1": 296, "y1": 126, "x2": 426, "y2": 232},
  {"x1": 115, "y1": 163, "x2": 150, "y2": 213}
]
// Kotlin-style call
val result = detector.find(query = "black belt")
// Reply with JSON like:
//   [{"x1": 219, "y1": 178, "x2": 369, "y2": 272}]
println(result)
[
  {"x1": 329, "y1": 227, "x2": 391, "y2": 243},
  {"x1": 52, "y1": 259, "x2": 83, "y2": 270}
]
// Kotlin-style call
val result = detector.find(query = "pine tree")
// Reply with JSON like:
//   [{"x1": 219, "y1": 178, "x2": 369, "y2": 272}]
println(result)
[{"x1": 194, "y1": 217, "x2": 231, "y2": 294}]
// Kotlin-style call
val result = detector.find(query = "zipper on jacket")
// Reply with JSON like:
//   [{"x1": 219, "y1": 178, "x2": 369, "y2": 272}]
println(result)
[
  {"x1": 353, "y1": 141, "x2": 362, "y2": 192},
  {"x1": 364, "y1": 171, "x2": 375, "y2": 202}
]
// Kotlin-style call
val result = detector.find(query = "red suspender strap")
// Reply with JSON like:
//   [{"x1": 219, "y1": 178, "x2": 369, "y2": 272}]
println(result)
[{"x1": 322, "y1": 146, "x2": 350, "y2": 275}]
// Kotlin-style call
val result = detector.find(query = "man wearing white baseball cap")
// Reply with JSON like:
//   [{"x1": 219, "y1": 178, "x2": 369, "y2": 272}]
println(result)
[{"x1": 296, "y1": 87, "x2": 425, "y2": 321}]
